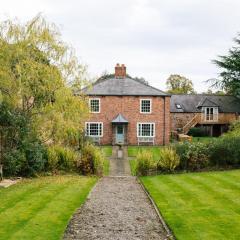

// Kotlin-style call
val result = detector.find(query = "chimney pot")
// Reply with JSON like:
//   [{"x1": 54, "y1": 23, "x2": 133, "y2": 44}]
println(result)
[{"x1": 115, "y1": 63, "x2": 126, "y2": 78}]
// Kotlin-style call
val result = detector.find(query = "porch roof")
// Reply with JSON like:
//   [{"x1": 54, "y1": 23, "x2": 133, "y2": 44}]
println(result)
[{"x1": 112, "y1": 114, "x2": 128, "y2": 123}]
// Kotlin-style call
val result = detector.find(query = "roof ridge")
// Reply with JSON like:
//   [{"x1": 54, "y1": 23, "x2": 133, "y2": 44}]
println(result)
[{"x1": 129, "y1": 77, "x2": 170, "y2": 96}]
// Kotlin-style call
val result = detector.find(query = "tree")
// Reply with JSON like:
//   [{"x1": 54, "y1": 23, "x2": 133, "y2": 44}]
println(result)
[
  {"x1": 166, "y1": 74, "x2": 195, "y2": 94},
  {"x1": 0, "y1": 15, "x2": 90, "y2": 176},
  {"x1": 213, "y1": 33, "x2": 240, "y2": 97},
  {"x1": 201, "y1": 89, "x2": 225, "y2": 95},
  {"x1": 96, "y1": 71, "x2": 149, "y2": 85}
]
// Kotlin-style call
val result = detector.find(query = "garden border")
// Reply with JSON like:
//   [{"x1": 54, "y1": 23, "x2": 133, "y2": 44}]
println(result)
[{"x1": 137, "y1": 178, "x2": 175, "y2": 240}]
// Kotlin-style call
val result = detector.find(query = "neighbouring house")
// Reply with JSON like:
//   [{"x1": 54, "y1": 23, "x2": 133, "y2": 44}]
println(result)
[
  {"x1": 82, "y1": 64, "x2": 171, "y2": 145},
  {"x1": 170, "y1": 94, "x2": 240, "y2": 136}
]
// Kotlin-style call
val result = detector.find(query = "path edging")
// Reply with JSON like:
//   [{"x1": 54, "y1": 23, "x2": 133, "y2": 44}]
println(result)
[{"x1": 137, "y1": 178, "x2": 175, "y2": 240}]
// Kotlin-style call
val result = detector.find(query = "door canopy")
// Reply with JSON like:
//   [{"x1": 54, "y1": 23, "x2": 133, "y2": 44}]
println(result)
[{"x1": 112, "y1": 114, "x2": 128, "y2": 124}]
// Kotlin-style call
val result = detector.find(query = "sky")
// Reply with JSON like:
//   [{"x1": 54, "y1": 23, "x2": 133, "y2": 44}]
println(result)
[{"x1": 0, "y1": 0, "x2": 240, "y2": 92}]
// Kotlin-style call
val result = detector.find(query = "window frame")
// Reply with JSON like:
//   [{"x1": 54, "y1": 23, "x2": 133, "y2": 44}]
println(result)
[
  {"x1": 176, "y1": 104, "x2": 182, "y2": 109},
  {"x1": 85, "y1": 122, "x2": 103, "y2": 137},
  {"x1": 203, "y1": 107, "x2": 218, "y2": 121},
  {"x1": 137, "y1": 122, "x2": 155, "y2": 137},
  {"x1": 89, "y1": 98, "x2": 101, "y2": 113},
  {"x1": 140, "y1": 99, "x2": 152, "y2": 114}
]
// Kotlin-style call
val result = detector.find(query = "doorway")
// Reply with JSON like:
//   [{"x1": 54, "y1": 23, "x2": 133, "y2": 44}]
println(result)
[{"x1": 116, "y1": 125, "x2": 124, "y2": 144}]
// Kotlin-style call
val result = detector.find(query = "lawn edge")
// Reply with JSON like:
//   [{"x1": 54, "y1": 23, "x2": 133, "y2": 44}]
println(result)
[
  {"x1": 137, "y1": 178, "x2": 175, "y2": 240},
  {"x1": 62, "y1": 177, "x2": 99, "y2": 238}
]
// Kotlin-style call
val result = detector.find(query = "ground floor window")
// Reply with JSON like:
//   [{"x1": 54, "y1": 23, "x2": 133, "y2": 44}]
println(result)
[
  {"x1": 137, "y1": 123, "x2": 155, "y2": 137},
  {"x1": 85, "y1": 122, "x2": 103, "y2": 137}
]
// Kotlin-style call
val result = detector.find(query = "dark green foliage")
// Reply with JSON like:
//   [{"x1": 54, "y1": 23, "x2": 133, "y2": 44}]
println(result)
[
  {"x1": 0, "y1": 103, "x2": 47, "y2": 176},
  {"x1": 213, "y1": 34, "x2": 240, "y2": 97},
  {"x1": 208, "y1": 136, "x2": 240, "y2": 166},
  {"x1": 175, "y1": 142, "x2": 209, "y2": 170},
  {"x1": 188, "y1": 127, "x2": 208, "y2": 137}
]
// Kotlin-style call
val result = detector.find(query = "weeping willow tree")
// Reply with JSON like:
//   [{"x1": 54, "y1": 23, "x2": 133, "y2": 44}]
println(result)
[{"x1": 0, "y1": 15, "x2": 90, "y2": 176}]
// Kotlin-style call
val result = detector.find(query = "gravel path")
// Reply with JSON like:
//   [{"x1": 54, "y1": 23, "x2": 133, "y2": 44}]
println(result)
[
  {"x1": 109, "y1": 151, "x2": 131, "y2": 176},
  {"x1": 63, "y1": 177, "x2": 168, "y2": 240}
]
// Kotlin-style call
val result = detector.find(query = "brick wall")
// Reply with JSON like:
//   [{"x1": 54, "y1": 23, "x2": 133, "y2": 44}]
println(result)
[{"x1": 86, "y1": 96, "x2": 171, "y2": 145}]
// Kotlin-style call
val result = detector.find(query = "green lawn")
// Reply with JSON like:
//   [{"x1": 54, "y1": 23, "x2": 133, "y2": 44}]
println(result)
[
  {"x1": 141, "y1": 170, "x2": 240, "y2": 240},
  {"x1": 100, "y1": 146, "x2": 112, "y2": 175},
  {"x1": 0, "y1": 175, "x2": 97, "y2": 240},
  {"x1": 128, "y1": 146, "x2": 161, "y2": 160},
  {"x1": 100, "y1": 146, "x2": 112, "y2": 157},
  {"x1": 128, "y1": 146, "x2": 162, "y2": 176}
]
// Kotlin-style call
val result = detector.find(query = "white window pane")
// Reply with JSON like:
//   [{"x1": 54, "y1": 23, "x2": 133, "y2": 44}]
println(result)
[
  {"x1": 138, "y1": 123, "x2": 154, "y2": 137},
  {"x1": 86, "y1": 123, "x2": 102, "y2": 136},
  {"x1": 90, "y1": 99, "x2": 100, "y2": 112},
  {"x1": 141, "y1": 100, "x2": 151, "y2": 113}
]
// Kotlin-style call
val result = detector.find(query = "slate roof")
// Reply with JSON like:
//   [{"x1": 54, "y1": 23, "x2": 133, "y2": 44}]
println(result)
[
  {"x1": 196, "y1": 97, "x2": 219, "y2": 108},
  {"x1": 171, "y1": 94, "x2": 240, "y2": 113},
  {"x1": 112, "y1": 114, "x2": 128, "y2": 123},
  {"x1": 81, "y1": 77, "x2": 169, "y2": 96}
]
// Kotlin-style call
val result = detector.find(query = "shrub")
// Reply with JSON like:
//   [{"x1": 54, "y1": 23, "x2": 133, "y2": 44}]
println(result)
[
  {"x1": 47, "y1": 145, "x2": 79, "y2": 172},
  {"x1": 223, "y1": 120, "x2": 240, "y2": 137},
  {"x1": 135, "y1": 150, "x2": 154, "y2": 176},
  {"x1": 3, "y1": 150, "x2": 26, "y2": 176},
  {"x1": 79, "y1": 144, "x2": 104, "y2": 175},
  {"x1": 188, "y1": 127, "x2": 207, "y2": 137},
  {"x1": 175, "y1": 142, "x2": 209, "y2": 170},
  {"x1": 157, "y1": 147, "x2": 180, "y2": 172},
  {"x1": 3, "y1": 140, "x2": 47, "y2": 177},
  {"x1": 209, "y1": 136, "x2": 240, "y2": 166}
]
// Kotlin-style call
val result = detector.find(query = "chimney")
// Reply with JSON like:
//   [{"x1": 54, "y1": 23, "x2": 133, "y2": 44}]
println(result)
[{"x1": 115, "y1": 63, "x2": 126, "y2": 78}]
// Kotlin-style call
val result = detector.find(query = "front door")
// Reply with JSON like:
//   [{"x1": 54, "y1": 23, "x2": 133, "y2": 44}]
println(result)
[{"x1": 116, "y1": 125, "x2": 124, "y2": 144}]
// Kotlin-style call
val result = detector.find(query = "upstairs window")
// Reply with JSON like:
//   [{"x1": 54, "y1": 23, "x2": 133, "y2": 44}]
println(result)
[
  {"x1": 85, "y1": 122, "x2": 103, "y2": 137},
  {"x1": 140, "y1": 99, "x2": 152, "y2": 113},
  {"x1": 203, "y1": 107, "x2": 218, "y2": 121},
  {"x1": 137, "y1": 123, "x2": 155, "y2": 137},
  {"x1": 89, "y1": 98, "x2": 100, "y2": 113}
]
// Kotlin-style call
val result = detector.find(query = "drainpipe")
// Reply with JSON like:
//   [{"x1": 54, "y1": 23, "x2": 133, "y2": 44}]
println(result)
[{"x1": 163, "y1": 97, "x2": 166, "y2": 145}]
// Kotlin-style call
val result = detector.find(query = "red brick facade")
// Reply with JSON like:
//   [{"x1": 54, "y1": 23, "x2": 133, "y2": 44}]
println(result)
[{"x1": 86, "y1": 96, "x2": 171, "y2": 145}]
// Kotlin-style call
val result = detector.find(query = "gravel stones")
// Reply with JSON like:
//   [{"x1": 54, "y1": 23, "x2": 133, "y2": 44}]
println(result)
[{"x1": 63, "y1": 177, "x2": 168, "y2": 240}]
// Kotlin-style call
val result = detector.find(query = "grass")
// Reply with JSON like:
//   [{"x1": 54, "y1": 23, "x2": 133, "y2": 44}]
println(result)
[
  {"x1": 128, "y1": 146, "x2": 161, "y2": 161},
  {"x1": 128, "y1": 146, "x2": 162, "y2": 176},
  {"x1": 128, "y1": 146, "x2": 161, "y2": 176},
  {"x1": 0, "y1": 175, "x2": 97, "y2": 240},
  {"x1": 100, "y1": 146, "x2": 112, "y2": 157},
  {"x1": 141, "y1": 170, "x2": 240, "y2": 240},
  {"x1": 129, "y1": 159, "x2": 137, "y2": 176},
  {"x1": 103, "y1": 159, "x2": 110, "y2": 175},
  {"x1": 100, "y1": 146, "x2": 112, "y2": 176}
]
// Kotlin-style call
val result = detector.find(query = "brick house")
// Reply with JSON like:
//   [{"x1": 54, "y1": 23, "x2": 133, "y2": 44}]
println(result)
[
  {"x1": 82, "y1": 64, "x2": 171, "y2": 145},
  {"x1": 170, "y1": 94, "x2": 240, "y2": 136}
]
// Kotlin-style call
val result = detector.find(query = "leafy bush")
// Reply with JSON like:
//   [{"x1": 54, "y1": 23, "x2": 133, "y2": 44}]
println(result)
[
  {"x1": 135, "y1": 150, "x2": 154, "y2": 176},
  {"x1": 223, "y1": 120, "x2": 240, "y2": 137},
  {"x1": 188, "y1": 127, "x2": 207, "y2": 137},
  {"x1": 208, "y1": 136, "x2": 240, "y2": 166},
  {"x1": 0, "y1": 103, "x2": 47, "y2": 177},
  {"x1": 175, "y1": 142, "x2": 209, "y2": 170},
  {"x1": 47, "y1": 145, "x2": 79, "y2": 172},
  {"x1": 3, "y1": 150, "x2": 26, "y2": 176},
  {"x1": 157, "y1": 147, "x2": 180, "y2": 172},
  {"x1": 78, "y1": 144, "x2": 104, "y2": 175}
]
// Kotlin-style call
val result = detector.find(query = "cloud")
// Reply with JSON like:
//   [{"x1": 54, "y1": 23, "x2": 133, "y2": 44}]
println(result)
[{"x1": 0, "y1": 0, "x2": 240, "y2": 92}]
